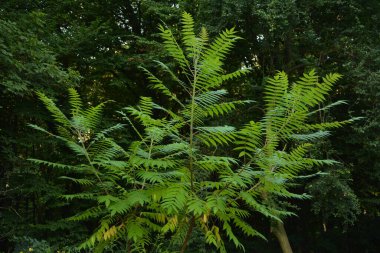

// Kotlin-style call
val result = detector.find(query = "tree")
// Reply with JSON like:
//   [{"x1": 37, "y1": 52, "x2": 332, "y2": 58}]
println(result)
[
  {"x1": 0, "y1": 11, "x2": 80, "y2": 249},
  {"x1": 30, "y1": 12, "x2": 255, "y2": 252},
  {"x1": 29, "y1": 13, "x2": 356, "y2": 253}
]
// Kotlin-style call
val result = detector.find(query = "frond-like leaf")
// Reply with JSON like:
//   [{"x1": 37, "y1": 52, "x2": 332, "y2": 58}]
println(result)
[
  {"x1": 159, "y1": 24, "x2": 190, "y2": 71},
  {"x1": 68, "y1": 88, "x2": 83, "y2": 116},
  {"x1": 36, "y1": 91, "x2": 71, "y2": 127}
]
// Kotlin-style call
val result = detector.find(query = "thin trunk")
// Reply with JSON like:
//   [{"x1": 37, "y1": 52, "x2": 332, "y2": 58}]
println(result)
[
  {"x1": 180, "y1": 216, "x2": 195, "y2": 253},
  {"x1": 271, "y1": 220, "x2": 293, "y2": 253}
]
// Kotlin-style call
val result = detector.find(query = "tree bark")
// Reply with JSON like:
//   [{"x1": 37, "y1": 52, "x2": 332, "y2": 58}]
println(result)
[{"x1": 271, "y1": 220, "x2": 293, "y2": 253}]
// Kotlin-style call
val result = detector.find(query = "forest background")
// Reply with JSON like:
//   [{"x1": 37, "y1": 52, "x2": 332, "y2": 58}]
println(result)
[{"x1": 0, "y1": 0, "x2": 379, "y2": 252}]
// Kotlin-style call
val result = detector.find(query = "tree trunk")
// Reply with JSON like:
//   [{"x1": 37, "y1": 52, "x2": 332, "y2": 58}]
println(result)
[
  {"x1": 271, "y1": 220, "x2": 293, "y2": 253},
  {"x1": 180, "y1": 216, "x2": 195, "y2": 253}
]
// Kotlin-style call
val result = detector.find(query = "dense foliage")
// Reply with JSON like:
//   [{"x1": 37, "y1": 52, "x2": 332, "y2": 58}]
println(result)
[{"x1": 1, "y1": 1, "x2": 379, "y2": 253}]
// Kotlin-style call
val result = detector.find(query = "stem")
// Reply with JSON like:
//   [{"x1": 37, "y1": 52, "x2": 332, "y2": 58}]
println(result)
[
  {"x1": 271, "y1": 220, "x2": 293, "y2": 253},
  {"x1": 141, "y1": 137, "x2": 154, "y2": 190},
  {"x1": 180, "y1": 216, "x2": 195, "y2": 253},
  {"x1": 182, "y1": 48, "x2": 201, "y2": 253},
  {"x1": 188, "y1": 56, "x2": 198, "y2": 190},
  {"x1": 78, "y1": 130, "x2": 108, "y2": 194},
  {"x1": 262, "y1": 190, "x2": 293, "y2": 253}
]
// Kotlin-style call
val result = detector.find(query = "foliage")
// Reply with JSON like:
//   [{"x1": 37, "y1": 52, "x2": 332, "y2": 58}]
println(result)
[
  {"x1": 196, "y1": 0, "x2": 379, "y2": 250},
  {"x1": 0, "y1": 10, "x2": 81, "y2": 251},
  {"x1": 11, "y1": 236, "x2": 52, "y2": 253},
  {"x1": 29, "y1": 13, "x2": 255, "y2": 252},
  {"x1": 0, "y1": 12, "x2": 79, "y2": 96},
  {"x1": 307, "y1": 169, "x2": 361, "y2": 228},
  {"x1": 28, "y1": 13, "x2": 356, "y2": 253},
  {"x1": 233, "y1": 69, "x2": 359, "y2": 239},
  {"x1": 1, "y1": 0, "x2": 379, "y2": 252}
]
